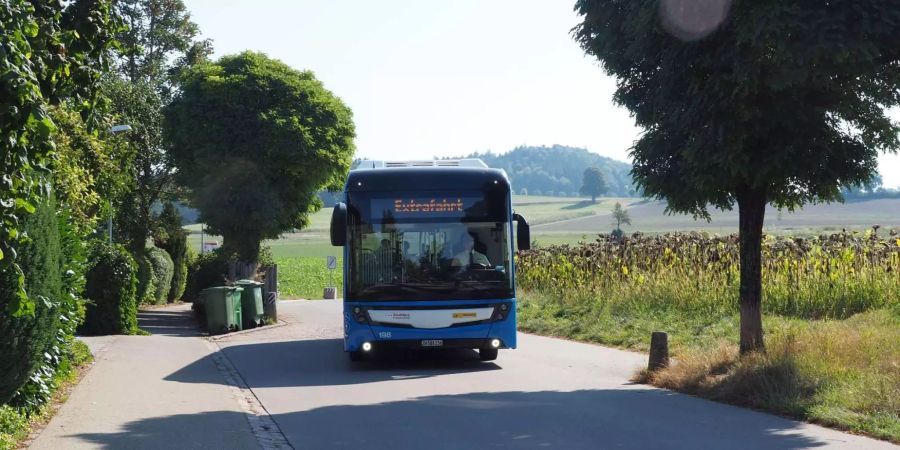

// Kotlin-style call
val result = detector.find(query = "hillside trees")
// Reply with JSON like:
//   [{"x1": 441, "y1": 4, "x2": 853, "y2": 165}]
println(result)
[
  {"x1": 165, "y1": 52, "x2": 356, "y2": 264},
  {"x1": 462, "y1": 145, "x2": 634, "y2": 198},
  {"x1": 580, "y1": 167, "x2": 608, "y2": 203},
  {"x1": 574, "y1": 0, "x2": 900, "y2": 353}
]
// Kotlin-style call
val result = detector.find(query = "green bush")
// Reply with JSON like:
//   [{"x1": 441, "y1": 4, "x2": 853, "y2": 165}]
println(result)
[
  {"x1": 154, "y1": 202, "x2": 188, "y2": 302},
  {"x1": 134, "y1": 250, "x2": 158, "y2": 305},
  {"x1": 184, "y1": 250, "x2": 229, "y2": 303},
  {"x1": 80, "y1": 242, "x2": 138, "y2": 335},
  {"x1": 0, "y1": 198, "x2": 63, "y2": 405},
  {"x1": 147, "y1": 247, "x2": 174, "y2": 305}
]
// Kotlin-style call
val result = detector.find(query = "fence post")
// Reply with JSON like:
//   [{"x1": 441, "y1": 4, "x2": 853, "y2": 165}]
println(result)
[
  {"x1": 649, "y1": 331, "x2": 669, "y2": 371},
  {"x1": 262, "y1": 265, "x2": 278, "y2": 321}
]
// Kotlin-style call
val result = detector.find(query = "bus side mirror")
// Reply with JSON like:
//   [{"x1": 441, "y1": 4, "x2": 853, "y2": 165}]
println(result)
[
  {"x1": 513, "y1": 213, "x2": 530, "y2": 251},
  {"x1": 330, "y1": 202, "x2": 347, "y2": 246}
]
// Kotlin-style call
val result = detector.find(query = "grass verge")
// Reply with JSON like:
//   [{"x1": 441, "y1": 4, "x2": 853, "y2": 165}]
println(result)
[
  {"x1": 0, "y1": 340, "x2": 94, "y2": 449},
  {"x1": 519, "y1": 289, "x2": 900, "y2": 443}
]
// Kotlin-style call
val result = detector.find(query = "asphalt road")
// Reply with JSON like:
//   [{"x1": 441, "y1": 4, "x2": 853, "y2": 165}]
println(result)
[{"x1": 176, "y1": 300, "x2": 896, "y2": 450}]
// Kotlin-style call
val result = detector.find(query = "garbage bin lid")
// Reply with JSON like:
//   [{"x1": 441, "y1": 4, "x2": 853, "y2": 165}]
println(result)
[{"x1": 236, "y1": 279, "x2": 263, "y2": 285}]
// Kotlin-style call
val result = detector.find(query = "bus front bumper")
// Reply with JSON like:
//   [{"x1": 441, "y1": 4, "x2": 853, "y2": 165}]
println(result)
[
  {"x1": 357, "y1": 338, "x2": 508, "y2": 351},
  {"x1": 343, "y1": 304, "x2": 517, "y2": 352}
]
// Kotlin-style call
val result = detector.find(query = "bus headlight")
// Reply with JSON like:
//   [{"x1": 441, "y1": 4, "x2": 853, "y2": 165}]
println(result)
[
  {"x1": 493, "y1": 303, "x2": 510, "y2": 321},
  {"x1": 490, "y1": 339, "x2": 501, "y2": 348},
  {"x1": 352, "y1": 306, "x2": 368, "y2": 323},
  {"x1": 362, "y1": 342, "x2": 373, "y2": 352}
]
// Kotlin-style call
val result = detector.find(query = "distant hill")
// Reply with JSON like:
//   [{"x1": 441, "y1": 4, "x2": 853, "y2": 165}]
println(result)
[{"x1": 456, "y1": 145, "x2": 636, "y2": 197}]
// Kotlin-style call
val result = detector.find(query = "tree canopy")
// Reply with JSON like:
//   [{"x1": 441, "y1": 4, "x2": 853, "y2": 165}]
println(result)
[
  {"x1": 580, "y1": 167, "x2": 609, "y2": 203},
  {"x1": 574, "y1": 0, "x2": 900, "y2": 352},
  {"x1": 165, "y1": 51, "x2": 356, "y2": 262}
]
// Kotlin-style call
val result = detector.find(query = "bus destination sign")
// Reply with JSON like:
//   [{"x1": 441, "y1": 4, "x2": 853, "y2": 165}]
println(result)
[
  {"x1": 369, "y1": 196, "x2": 480, "y2": 219},
  {"x1": 393, "y1": 198, "x2": 464, "y2": 214}
]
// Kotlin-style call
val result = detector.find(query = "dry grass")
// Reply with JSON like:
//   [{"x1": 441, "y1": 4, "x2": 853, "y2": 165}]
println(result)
[{"x1": 635, "y1": 310, "x2": 900, "y2": 443}]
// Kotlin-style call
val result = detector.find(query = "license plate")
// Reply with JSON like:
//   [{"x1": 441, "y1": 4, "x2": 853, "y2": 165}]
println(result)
[{"x1": 421, "y1": 339, "x2": 443, "y2": 347}]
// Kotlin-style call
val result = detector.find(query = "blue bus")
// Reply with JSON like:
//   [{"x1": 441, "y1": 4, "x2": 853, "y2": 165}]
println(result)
[{"x1": 330, "y1": 159, "x2": 530, "y2": 361}]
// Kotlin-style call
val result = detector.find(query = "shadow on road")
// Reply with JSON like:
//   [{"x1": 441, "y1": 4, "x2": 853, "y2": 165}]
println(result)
[
  {"x1": 69, "y1": 411, "x2": 254, "y2": 450},
  {"x1": 270, "y1": 389, "x2": 834, "y2": 450},
  {"x1": 165, "y1": 338, "x2": 500, "y2": 388},
  {"x1": 137, "y1": 308, "x2": 200, "y2": 337},
  {"x1": 69, "y1": 389, "x2": 834, "y2": 450}
]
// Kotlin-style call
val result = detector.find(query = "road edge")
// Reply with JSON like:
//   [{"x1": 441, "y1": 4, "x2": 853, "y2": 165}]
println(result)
[{"x1": 203, "y1": 339, "x2": 294, "y2": 450}]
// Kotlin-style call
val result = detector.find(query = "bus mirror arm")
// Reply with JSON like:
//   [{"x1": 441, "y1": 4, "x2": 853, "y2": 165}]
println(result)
[
  {"x1": 331, "y1": 202, "x2": 347, "y2": 246},
  {"x1": 513, "y1": 213, "x2": 530, "y2": 251}
]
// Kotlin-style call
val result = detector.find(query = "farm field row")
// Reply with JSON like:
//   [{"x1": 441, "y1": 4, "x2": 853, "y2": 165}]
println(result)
[{"x1": 185, "y1": 197, "x2": 900, "y2": 258}]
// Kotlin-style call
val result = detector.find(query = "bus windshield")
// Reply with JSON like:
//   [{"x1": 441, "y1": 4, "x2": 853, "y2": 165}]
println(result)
[{"x1": 346, "y1": 190, "x2": 513, "y2": 301}]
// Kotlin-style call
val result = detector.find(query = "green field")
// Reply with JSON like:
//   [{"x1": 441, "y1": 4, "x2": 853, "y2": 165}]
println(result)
[{"x1": 275, "y1": 256, "x2": 342, "y2": 299}]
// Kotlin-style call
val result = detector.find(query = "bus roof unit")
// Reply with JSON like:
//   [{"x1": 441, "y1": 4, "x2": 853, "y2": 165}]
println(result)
[{"x1": 354, "y1": 159, "x2": 488, "y2": 170}]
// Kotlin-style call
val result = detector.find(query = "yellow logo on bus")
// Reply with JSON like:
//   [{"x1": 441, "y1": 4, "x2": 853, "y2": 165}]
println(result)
[{"x1": 453, "y1": 312, "x2": 477, "y2": 318}]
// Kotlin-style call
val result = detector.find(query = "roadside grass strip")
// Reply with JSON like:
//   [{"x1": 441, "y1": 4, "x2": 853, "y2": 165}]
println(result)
[{"x1": 517, "y1": 230, "x2": 900, "y2": 443}]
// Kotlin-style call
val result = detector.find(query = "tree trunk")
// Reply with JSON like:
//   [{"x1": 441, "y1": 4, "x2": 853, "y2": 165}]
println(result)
[
  {"x1": 736, "y1": 185, "x2": 766, "y2": 354},
  {"x1": 224, "y1": 233, "x2": 261, "y2": 267},
  {"x1": 591, "y1": 195, "x2": 596, "y2": 203}
]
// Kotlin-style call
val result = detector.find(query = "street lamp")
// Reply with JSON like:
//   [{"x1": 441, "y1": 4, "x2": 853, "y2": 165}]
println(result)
[{"x1": 108, "y1": 124, "x2": 132, "y2": 244}]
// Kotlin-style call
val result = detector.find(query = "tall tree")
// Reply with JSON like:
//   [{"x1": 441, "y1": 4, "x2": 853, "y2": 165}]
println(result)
[
  {"x1": 580, "y1": 167, "x2": 608, "y2": 203},
  {"x1": 574, "y1": 0, "x2": 900, "y2": 353},
  {"x1": 113, "y1": 0, "x2": 207, "y2": 97},
  {"x1": 106, "y1": 0, "x2": 210, "y2": 249},
  {"x1": 102, "y1": 77, "x2": 168, "y2": 250},
  {"x1": 165, "y1": 51, "x2": 356, "y2": 263}
]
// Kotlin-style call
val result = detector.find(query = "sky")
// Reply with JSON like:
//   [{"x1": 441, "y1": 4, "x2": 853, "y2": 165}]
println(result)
[{"x1": 183, "y1": 0, "x2": 900, "y2": 188}]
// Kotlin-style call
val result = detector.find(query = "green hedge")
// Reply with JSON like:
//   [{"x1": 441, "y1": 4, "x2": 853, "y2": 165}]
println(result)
[
  {"x1": 134, "y1": 250, "x2": 158, "y2": 305},
  {"x1": 0, "y1": 198, "x2": 62, "y2": 404},
  {"x1": 184, "y1": 250, "x2": 228, "y2": 303},
  {"x1": 80, "y1": 242, "x2": 138, "y2": 335},
  {"x1": 147, "y1": 247, "x2": 173, "y2": 305}
]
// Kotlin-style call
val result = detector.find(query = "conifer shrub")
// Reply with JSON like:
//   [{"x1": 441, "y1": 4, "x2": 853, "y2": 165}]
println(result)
[
  {"x1": 154, "y1": 202, "x2": 189, "y2": 302},
  {"x1": 147, "y1": 247, "x2": 174, "y2": 305},
  {"x1": 134, "y1": 250, "x2": 158, "y2": 305},
  {"x1": 0, "y1": 199, "x2": 62, "y2": 404},
  {"x1": 80, "y1": 242, "x2": 138, "y2": 335}
]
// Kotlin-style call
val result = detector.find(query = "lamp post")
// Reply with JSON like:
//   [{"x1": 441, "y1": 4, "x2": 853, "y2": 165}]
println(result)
[{"x1": 108, "y1": 124, "x2": 132, "y2": 244}]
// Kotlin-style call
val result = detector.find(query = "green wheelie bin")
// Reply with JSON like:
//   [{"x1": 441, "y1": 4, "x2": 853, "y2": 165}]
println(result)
[
  {"x1": 202, "y1": 286, "x2": 243, "y2": 335},
  {"x1": 235, "y1": 279, "x2": 264, "y2": 329}
]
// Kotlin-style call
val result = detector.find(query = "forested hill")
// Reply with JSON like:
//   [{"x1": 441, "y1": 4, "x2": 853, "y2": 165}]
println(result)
[{"x1": 458, "y1": 145, "x2": 636, "y2": 197}]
